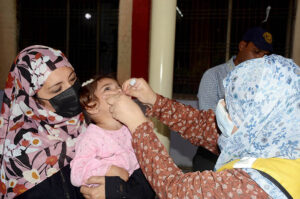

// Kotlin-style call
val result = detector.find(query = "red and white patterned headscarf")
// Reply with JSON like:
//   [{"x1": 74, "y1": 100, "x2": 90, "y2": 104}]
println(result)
[{"x1": 0, "y1": 45, "x2": 87, "y2": 198}]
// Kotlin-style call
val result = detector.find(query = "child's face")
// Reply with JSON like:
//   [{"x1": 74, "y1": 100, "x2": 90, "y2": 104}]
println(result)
[{"x1": 94, "y1": 78, "x2": 122, "y2": 113}]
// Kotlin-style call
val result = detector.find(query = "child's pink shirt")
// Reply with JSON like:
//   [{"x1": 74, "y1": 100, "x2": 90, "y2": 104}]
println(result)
[{"x1": 70, "y1": 124, "x2": 140, "y2": 187}]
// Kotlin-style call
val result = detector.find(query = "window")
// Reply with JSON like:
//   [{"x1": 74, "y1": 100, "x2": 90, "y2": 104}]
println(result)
[
  {"x1": 17, "y1": 0, "x2": 119, "y2": 82},
  {"x1": 173, "y1": 0, "x2": 296, "y2": 98}
]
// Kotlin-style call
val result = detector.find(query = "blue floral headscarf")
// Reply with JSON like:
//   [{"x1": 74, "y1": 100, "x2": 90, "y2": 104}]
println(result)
[{"x1": 215, "y1": 54, "x2": 300, "y2": 170}]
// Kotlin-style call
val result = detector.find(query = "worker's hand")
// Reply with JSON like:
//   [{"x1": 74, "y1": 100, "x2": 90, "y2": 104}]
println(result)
[
  {"x1": 122, "y1": 78, "x2": 157, "y2": 107},
  {"x1": 106, "y1": 93, "x2": 148, "y2": 132}
]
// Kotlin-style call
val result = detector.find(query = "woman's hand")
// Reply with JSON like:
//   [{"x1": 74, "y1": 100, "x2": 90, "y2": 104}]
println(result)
[
  {"x1": 106, "y1": 94, "x2": 148, "y2": 132},
  {"x1": 80, "y1": 176, "x2": 105, "y2": 199},
  {"x1": 122, "y1": 78, "x2": 157, "y2": 107},
  {"x1": 106, "y1": 165, "x2": 129, "y2": 182},
  {"x1": 80, "y1": 166, "x2": 128, "y2": 199}
]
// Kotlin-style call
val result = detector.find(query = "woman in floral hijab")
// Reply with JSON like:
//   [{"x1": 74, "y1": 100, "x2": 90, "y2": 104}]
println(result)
[
  {"x1": 216, "y1": 54, "x2": 300, "y2": 198},
  {"x1": 0, "y1": 45, "x2": 86, "y2": 198}
]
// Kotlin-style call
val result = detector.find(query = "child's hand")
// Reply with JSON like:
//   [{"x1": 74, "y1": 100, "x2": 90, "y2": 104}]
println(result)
[
  {"x1": 106, "y1": 165, "x2": 129, "y2": 182},
  {"x1": 122, "y1": 78, "x2": 157, "y2": 107}
]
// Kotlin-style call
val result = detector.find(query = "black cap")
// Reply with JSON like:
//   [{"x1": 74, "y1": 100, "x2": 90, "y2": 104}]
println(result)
[{"x1": 242, "y1": 27, "x2": 273, "y2": 52}]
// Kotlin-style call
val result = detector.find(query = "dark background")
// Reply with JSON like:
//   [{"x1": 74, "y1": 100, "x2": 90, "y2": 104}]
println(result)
[{"x1": 17, "y1": 0, "x2": 295, "y2": 97}]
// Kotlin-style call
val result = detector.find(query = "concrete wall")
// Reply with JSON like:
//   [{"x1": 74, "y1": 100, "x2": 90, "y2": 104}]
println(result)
[{"x1": 0, "y1": 0, "x2": 17, "y2": 89}]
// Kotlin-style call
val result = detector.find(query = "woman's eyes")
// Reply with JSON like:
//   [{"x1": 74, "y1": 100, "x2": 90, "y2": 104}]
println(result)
[
  {"x1": 51, "y1": 77, "x2": 77, "y2": 94},
  {"x1": 52, "y1": 87, "x2": 62, "y2": 94},
  {"x1": 70, "y1": 76, "x2": 77, "y2": 82}
]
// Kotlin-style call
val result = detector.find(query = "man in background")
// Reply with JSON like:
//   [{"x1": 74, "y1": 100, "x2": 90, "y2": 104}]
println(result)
[{"x1": 193, "y1": 26, "x2": 273, "y2": 171}]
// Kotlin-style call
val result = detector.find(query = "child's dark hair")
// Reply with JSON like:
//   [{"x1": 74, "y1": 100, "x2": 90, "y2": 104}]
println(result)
[{"x1": 79, "y1": 74, "x2": 118, "y2": 110}]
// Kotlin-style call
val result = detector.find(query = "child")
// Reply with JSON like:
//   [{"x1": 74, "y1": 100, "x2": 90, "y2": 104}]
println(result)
[{"x1": 70, "y1": 75, "x2": 155, "y2": 199}]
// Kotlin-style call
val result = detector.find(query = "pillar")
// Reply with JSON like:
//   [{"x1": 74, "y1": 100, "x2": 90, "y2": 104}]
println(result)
[
  {"x1": 148, "y1": 0, "x2": 177, "y2": 151},
  {"x1": 0, "y1": 0, "x2": 17, "y2": 89}
]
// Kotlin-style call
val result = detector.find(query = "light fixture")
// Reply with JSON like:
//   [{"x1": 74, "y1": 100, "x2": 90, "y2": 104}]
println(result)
[{"x1": 84, "y1": 13, "x2": 92, "y2": 20}]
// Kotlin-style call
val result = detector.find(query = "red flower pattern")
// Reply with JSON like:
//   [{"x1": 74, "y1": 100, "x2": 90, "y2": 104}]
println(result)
[
  {"x1": 13, "y1": 184, "x2": 27, "y2": 196},
  {"x1": 1, "y1": 104, "x2": 4, "y2": 114},
  {"x1": 35, "y1": 52, "x2": 42, "y2": 60},
  {"x1": 39, "y1": 115, "x2": 47, "y2": 121},
  {"x1": 32, "y1": 115, "x2": 39, "y2": 120},
  {"x1": 9, "y1": 122, "x2": 25, "y2": 131},
  {"x1": 17, "y1": 78, "x2": 22, "y2": 90},
  {"x1": 0, "y1": 181, "x2": 6, "y2": 195},
  {"x1": 21, "y1": 140, "x2": 30, "y2": 147},
  {"x1": 5, "y1": 73, "x2": 14, "y2": 89},
  {"x1": 48, "y1": 116, "x2": 55, "y2": 121},
  {"x1": 79, "y1": 113, "x2": 84, "y2": 122},
  {"x1": 45, "y1": 156, "x2": 58, "y2": 166}
]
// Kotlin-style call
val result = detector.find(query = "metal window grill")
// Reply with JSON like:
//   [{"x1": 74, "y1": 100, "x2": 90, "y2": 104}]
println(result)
[
  {"x1": 17, "y1": 0, "x2": 296, "y2": 98},
  {"x1": 173, "y1": 0, "x2": 296, "y2": 99},
  {"x1": 17, "y1": 0, "x2": 119, "y2": 82}
]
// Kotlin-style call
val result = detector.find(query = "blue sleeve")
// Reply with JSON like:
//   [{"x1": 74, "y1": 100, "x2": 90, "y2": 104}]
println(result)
[{"x1": 197, "y1": 69, "x2": 219, "y2": 112}]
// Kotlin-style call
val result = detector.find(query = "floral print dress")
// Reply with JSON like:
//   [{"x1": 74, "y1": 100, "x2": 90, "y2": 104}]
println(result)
[
  {"x1": 130, "y1": 55, "x2": 300, "y2": 199},
  {"x1": 131, "y1": 95, "x2": 269, "y2": 199}
]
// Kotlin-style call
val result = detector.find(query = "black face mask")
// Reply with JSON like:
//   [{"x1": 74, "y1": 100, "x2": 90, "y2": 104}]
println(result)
[{"x1": 37, "y1": 80, "x2": 82, "y2": 118}]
